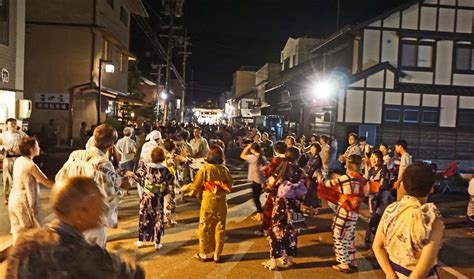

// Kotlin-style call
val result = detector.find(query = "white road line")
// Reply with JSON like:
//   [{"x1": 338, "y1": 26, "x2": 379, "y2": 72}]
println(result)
[
  {"x1": 438, "y1": 261, "x2": 469, "y2": 279},
  {"x1": 206, "y1": 241, "x2": 254, "y2": 279},
  {"x1": 227, "y1": 188, "x2": 252, "y2": 200}
]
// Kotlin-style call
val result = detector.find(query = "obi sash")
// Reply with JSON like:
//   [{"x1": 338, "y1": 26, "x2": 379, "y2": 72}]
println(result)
[
  {"x1": 390, "y1": 259, "x2": 437, "y2": 277},
  {"x1": 204, "y1": 180, "x2": 231, "y2": 194}
]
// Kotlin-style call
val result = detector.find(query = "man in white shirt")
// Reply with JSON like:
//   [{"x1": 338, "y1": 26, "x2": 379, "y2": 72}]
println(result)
[
  {"x1": 1, "y1": 118, "x2": 26, "y2": 204},
  {"x1": 116, "y1": 127, "x2": 136, "y2": 172},
  {"x1": 140, "y1": 130, "x2": 163, "y2": 163},
  {"x1": 394, "y1": 139, "x2": 412, "y2": 201},
  {"x1": 190, "y1": 127, "x2": 209, "y2": 158},
  {"x1": 56, "y1": 124, "x2": 129, "y2": 247}
]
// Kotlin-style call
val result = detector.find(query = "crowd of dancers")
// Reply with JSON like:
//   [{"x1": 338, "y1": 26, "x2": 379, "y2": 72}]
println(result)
[{"x1": 1, "y1": 117, "x2": 472, "y2": 278}]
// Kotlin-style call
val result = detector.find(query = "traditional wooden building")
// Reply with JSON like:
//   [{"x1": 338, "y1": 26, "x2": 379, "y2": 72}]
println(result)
[
  {"x1": 0, "y1": 0, "x2": 28, "y2": 128},
  {"x1": 264, "y1": 0, "x2": 474, "y2": 161}
]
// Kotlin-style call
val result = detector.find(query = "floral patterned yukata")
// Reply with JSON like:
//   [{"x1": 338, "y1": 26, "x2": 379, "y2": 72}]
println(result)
[
  {"x1": 381, "y1": 195, "x2": 443, "y2": 278},
  {"x1": 135, "y1": 161, "x2": 175, "y2": 245},
  {"x1": 269, "y1": 163, "x2": 306, "y2": 259}
]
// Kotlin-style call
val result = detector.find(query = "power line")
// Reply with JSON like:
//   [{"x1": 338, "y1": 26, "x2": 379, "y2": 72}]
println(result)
[{"x1": 132, "y1": 15, "x2": 185, "y2": 87}]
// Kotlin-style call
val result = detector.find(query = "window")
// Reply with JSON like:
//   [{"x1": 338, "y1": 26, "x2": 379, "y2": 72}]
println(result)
[
  {"x1": 403, "y1": 109, "x2": 419, "y2": 123},
  {"x1": 384, "y1": 107, "x2": 401, "y2": 122},
  {"x1": 106, "y1": 0, "x2": 114, "y2": 8},
  {"x1": 422, "y1": 109, "x2": 438, "y2": 124},
  {"x1": 0, "y1": 0, "x2": 8, "y2": 46},
  {"x1": 454, "y1": 45, "x2": 474, "y2": 73},
  {"x1": 400, "y1": 40, "x2": 435, "y2": 70},
  {"x1": 384, "y1": 106, "x2": 439, "y2": 125},
  {"x1": 120, "y1": 6, "x2": 128, "y2": 26},
  {"x1": 458, "y1": 109, "x2": 474, "y2": 128}
]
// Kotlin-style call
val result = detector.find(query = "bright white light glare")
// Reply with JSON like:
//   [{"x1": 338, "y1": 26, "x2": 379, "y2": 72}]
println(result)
[
  {"x1": 104, "y1": 64, "x2": 115, "y2": 73},
  {"x1": 160, "y1": 91, "x2": 168, "y2": 100},
  {"x1": 130, "y1": 112, "x2": 135, "y2": 118},
  {"x1": 311, "y1": 80, "x2": 335, "y2": 98}
]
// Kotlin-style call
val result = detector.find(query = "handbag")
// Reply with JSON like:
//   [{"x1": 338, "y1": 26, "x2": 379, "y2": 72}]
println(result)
[{"x1": 277, "y1": 180, "x2": 307, "y2": 199}]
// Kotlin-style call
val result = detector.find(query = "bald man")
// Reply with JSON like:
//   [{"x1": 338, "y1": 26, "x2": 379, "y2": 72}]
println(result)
[
  {"x1": 5, "y1": 177, "x2": 144, "y2": 278},
  {"x1": 56, "y1": 124, "x2": 129, "y2": 247}
]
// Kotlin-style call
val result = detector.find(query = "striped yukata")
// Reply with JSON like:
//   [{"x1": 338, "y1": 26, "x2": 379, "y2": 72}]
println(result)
[{"x1": 325, "y1": 171, "x2": 365, "y2": 265}]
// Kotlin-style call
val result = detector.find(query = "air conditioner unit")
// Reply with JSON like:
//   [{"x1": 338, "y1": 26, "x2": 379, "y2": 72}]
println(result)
[{"x1": 16, "y1": 99, "x2": 32, "y2": 119}]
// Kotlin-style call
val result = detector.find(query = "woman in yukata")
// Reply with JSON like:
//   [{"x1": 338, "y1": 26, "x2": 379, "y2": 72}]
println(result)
[{"x1": 182, "y1": 145, "x2": 233, "y2": 263}]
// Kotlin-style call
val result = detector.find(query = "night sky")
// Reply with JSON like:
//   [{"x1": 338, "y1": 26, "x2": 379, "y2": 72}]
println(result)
[{"x1": 132, "y1": 0, "x2": 412, "y2": 103}]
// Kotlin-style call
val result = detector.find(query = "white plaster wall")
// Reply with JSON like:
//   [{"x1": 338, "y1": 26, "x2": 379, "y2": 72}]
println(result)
[
  {"x1": 456, "y1": 9, "x2": 473, "y2": 33},
  {"x1": 420, "y1": 6, "x2": 437, "y2": 31},
  {"x1": 386, "y1": 71, "x2": 395, "y2": 89},
  {"x1": 383, "y1": 13, "x2": 400, "y2": 28},
  {"x1": 338, "y1": 93, "x2": 345, "y2": 122},
  {"x1": 367, "y1": 71, "x2": 384, "y2": 88},
  {"x1": 439, "y1": 95, "x2": 458, "y2": 127},
  {"x1": 350, "y1": 79, "x2": 364, "y2": 88},
  {"x1": 385, "y1": 92, "x2": 402, "y2": 105},
  {"x1": 402, "y1": 5, "x2": 419, "y2": 30},
  {"x1": 453, "y1": 74, "x2": 474, "y2": 86},
  {"x1": 440, "y1": 0, "x2": 456, "y2": 5},
  {"x1": 422, "y1": 94, "x2": 439, "y2": 107},
  {"x1": 365, "y1": 91, "x2": 383, "y2": 124},
  {"x1": 369, "y1": 20, "x2": 381, "y2": 27},
  {"x1": 363, "y1": 29, "x2": 381, "y2": 70},
  {"x1": 381, "y1": 31, "x2": 398, "y2": 66},
  {"x1": 401, "y1": 71, "x2": 434, "y2": 84},
  {"x1": 438, "y1": 8, "x2": 455, "y2": 32},
  {"x1": 459, "y1": 96, "x2": 474, "y2": 109},
  {"x1": 458, "y1": 0, "x2": 474, "y2": 7},
  {"x1": 435, "y1": 41, "x2": 453, "y2": 85},
  {"x1": 345, "y1": 90, "x2": 364, "y2": 123},
  {"x1": 404, "y1": 93, "x2": 421, "y2": 106}
]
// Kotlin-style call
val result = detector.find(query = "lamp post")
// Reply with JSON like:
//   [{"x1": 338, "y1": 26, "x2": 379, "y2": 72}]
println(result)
[
  {"x1": 98, "y1": 59, "x2": 115, "y2": 124},
  {"x1": 310, "y1": 79, "x2": 338, "y2": 137}
]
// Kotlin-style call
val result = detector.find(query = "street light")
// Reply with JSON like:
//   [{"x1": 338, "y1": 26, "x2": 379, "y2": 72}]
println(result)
[
  {"x1": 160, "y1": 91, "x2": 168, "y2": 100},
  {"x1": 311, "y1": 80, "x2": 336, "y2": 99},
  {"x1": 309, "y1": 78, "x2": 341, "y2": 137},
  {"x1": 98, "y1": 59, "x2": 115, "y2": 124},
  {"x1": 158, "y1": 91, "x2": 169, "y2": 125}
]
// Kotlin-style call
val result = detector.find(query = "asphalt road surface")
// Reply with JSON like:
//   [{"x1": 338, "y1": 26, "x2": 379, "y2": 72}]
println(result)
[{"x1": 1, "y1": 162, "x2": 473, "y2": 278}]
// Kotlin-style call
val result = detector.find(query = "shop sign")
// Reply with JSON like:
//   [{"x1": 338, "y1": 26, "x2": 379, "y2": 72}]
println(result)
[
  {"x1": 34, "y1": 93, "x2": 70, "y2": 111},
  {"x1": 1, "y1": 68, "x2": 9, "y2": 83}
]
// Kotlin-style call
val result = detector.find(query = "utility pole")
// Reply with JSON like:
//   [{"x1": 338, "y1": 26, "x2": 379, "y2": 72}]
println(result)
[
  {"x1": 336, "y1": 0, "x2": 340, "y2": 31},
  {"x1": 151, "y1": 64, "x2": 167, "y2": 123},
  {"x1": 161, "y1": 0, "x2": 185, "y2": 123},
  {"x1": 178, "y1": 29, "x2": 192, "y2": 123}
]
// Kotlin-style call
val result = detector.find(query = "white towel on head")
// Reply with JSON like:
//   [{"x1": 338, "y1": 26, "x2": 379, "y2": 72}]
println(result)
[{"x1": 145, "y1": 130, "x2": 162, "y2": 141}]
